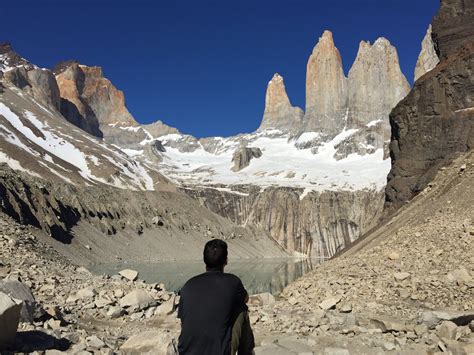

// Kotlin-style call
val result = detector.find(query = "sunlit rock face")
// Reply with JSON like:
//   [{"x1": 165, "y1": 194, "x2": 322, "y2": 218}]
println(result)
[
  {"x1": 304, "y1": 31, "x2": 347, "y2": 136},
  {"x1": 414, "y1": 25, "x2": 440, "y2": 82},
  {"x1": 258, "y1": 73, "x2": 303, "y2": 132},
  {"x1": 347, "y1": 38, "x2": 410, "y2": 129}
]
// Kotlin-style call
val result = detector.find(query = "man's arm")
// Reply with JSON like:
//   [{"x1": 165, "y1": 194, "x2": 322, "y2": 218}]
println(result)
[{"x1": 236, "y1": 278, "x2": 248, "y2": 306}]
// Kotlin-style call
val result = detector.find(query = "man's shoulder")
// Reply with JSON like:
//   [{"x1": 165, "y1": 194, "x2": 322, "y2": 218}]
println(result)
[{"x1": 182, "y1": 272, "x2": 242, "y2": 289}]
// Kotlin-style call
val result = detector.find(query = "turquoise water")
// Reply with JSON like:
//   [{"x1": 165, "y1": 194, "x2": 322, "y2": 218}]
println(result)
[{"x1": 89, "y1": 258, "x2": 319, "y2": 295}]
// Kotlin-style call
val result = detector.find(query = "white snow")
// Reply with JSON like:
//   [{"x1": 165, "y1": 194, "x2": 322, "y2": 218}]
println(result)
[
  {"x1": 157, "y1": 129, "x2": 390, "y2": 194},
  {"x1": 296, "y1": 132, "x2": 321, "y2": 144},
  {"x1": 0, "y1": 151, "x2": 41, "y2": 178},
  {"x1": 366, "y1": 119, "x2": 382, "y2": 127},
  {"x1": 0, "y1": 103, "x2": 155, "y2": 191}
]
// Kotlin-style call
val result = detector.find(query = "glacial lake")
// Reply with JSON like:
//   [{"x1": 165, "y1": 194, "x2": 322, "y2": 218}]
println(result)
[{"x1": 89, "y1": 258, "x2": 320, "y2": 295}]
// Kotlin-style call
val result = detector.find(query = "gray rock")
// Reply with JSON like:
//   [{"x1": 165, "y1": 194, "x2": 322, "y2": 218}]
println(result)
[
  {"x1": 0, "y1": 291, "x2": 22, "y2": 349},
  {"x1": 231, "y1": 147, "x2": 262, "y2": 172},
  {"x1": 319, "y1": 295, "x2": 342, "y2": 310},
  {"x1": 154, "y1": 295, "x2": 175, "y2": 316},
  {"x1": 120, "y1": 330, "x2": 178, "y2": 355},
  {"x1": 119, "y1": 269, "x2": 139, "y2": 282},
  {"x1": 76, "y1": 286, "x2": 97, "y2": 300},
  {"x1": 0, "y1": 280, "x2": 43, "y2": 322},
  {"x1": 86, "y1": 335, "x2": 105, "y2": 349},
  {"x1": 119, "y1": 289, "x2": 155, "y2": 310},
  {"x1": 436, "y1": 321, "x2": 458, "y2": 340},
  {"x1": 249, "y1": 293, "x2": 276, "y2": 307}
]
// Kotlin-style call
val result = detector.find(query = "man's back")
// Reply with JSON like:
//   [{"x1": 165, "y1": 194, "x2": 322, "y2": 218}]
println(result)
[{"x1": 178, "y1": 271, "x2": 247, "y2": 355}]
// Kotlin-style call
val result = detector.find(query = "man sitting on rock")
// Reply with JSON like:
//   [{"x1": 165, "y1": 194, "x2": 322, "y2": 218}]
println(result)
[{"x1": 178, "y1": 239, "x2": 255, "y2": 355}]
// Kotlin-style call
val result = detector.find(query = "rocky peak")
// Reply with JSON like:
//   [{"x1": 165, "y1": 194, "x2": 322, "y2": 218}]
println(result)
[
  {"x1": 0, "y1": 42, "x2": 35, "y2": 72},
  {"x1": 347, "y1": 37, "x2": 410, "y2": 128},
  {"x1": 55, "y1": 61, "x2": 137, "y2": 138},
  {"x1": 258, "y1": 73, "x2": 303, "y2": 132},
  {"x1": 414, "y1": 25, "x2": 440, "y2": 81},
  {"x1": 304, "y1": 30, "x2": 347, "y2": 135}
]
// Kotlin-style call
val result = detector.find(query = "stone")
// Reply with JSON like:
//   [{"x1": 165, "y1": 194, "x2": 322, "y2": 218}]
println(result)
[
  {"x1": 0, "y1": 280, "x2": 43, "y2": 322},
  {"x1": 231, "y1": 147, "x2": 262, "y2": 172},
  {"x1": 414, "y1": 25, "x2": 440, "y2": 81},
  {"x1": 288, "y1": 297, "x2": 299, "y2": 306},
  {"x1": 76, "y1": 286, "x2": 97, "y2": 299},
  {"x1": 369, "y1": 316, "x2": 406, "y2": 333},
  {"x1": 107, "y1": 306, "x2": 124, "y2": 319},
  {"x1": 388, "y1": 252, "x2": 400, "y2": 260},
  {"x1": 422, "y1": 310, "x2": 474, "y2": 329},
  {"x1": 414, "y1": 324, "x2": 428, "y2": 336},
  {"x1": 119, "y1": 289, "x2": 155, "y2": 309},
  {"x1": 0, "y1": 292, "x2": 22, "y2": 349},
  {"x1": 119, "y1": 269, "x2": 139, "y2": 282},
  {"x1": 154, "y1": 295, "x2": 175, "y2": 316},
  {"x1": 447, "y1": 266, "x2": 472, "y2": 284},
  {"x1": 436, "y1": 321, "x2": 458, "y2": 340},
  {"x1": 86, "y1": 335, "x2": 105, "y2": 349},
  {"x1": 319, "y1": 295, "x2": 342, "y2": 310},
  {"x1": 339, "y1": 303, "x2": 352, "y2": 313},
  {"x1": 120, "y1": 330, "x2": 178, "y2": 355},
  {"x1": 258, "y1": 73, "x2": 304, "y2": 132},
  {"x1": 394, "y1": 272, "x2": 411, "y2": 281},
  {"x1": 249, "y1": 293, "x2": 276, "y2": 307}
]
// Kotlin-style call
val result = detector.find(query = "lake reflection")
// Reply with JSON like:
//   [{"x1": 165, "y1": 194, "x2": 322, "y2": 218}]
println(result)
[{"x1": 90, "y1": 258, "x2": 319, "y2": 295}]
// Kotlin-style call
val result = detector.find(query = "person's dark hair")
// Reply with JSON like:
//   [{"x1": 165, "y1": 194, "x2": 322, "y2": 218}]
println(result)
[{"x1": 203, "y1": 239, "x2": 228, "y2": 269}]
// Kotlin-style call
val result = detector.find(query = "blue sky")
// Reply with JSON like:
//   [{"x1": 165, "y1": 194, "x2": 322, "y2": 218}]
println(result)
[{"x1": 3, "y1": 0, "x2": 439, "y2": 137}]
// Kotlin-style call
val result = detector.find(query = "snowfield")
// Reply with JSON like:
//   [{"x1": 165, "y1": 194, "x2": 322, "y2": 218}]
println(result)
[{"x1": 142, "y1": 129, "x2": 391, "y2": 196}]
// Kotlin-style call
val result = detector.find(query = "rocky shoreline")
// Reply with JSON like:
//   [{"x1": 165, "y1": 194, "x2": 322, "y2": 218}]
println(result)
[{"x1": 1, "y1": 152, "x2": 472, "y2": 355}]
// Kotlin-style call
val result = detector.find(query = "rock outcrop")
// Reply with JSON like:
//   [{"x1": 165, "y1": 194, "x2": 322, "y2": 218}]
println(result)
[
  {"x1": 54, "y1": 61, "x2": 136, "y2": 138},
  {"x1": 231, "y1": 146, "x2": 262, "y2": 171},
  {"x1": 347, "y1": 38, "x2": 410, "y2": 128},
  {"x1": 414, "y1": 25, "x2": 440, "y2": 81},
  {"x1": 386, "y1": 0, "x2": 474, "y2": 210},
  {"x1": 258, "y1": 73, "x2": 303, "y2": 132},
  {"x1": 0, "y1": 43, "x2": 60, "y2": 111},
  {"x1": 304, "y1": 31, "x2": 347, "y2": 135}
]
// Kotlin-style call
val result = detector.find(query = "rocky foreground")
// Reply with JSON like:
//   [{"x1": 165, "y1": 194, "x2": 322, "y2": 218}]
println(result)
[{"x1": 0, "y1": 153, "x2": 473, "y2": 354}]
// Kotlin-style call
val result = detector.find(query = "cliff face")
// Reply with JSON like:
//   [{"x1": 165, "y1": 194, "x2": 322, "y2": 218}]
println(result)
[
  {"x1": 304, "y1": 31, "x2": 347, "y2": 135},
  {"x1": 54, "y1": 61, "x2": 178, "y2": 146},
  {"x1": 183, "y1": 186, "x2": 384, "y2": 258},
  {"x1": 414, "y1": 25, "x2": 440, "y2": 81},
  {"x1": 347, "y1": 39, "x2": 410, "y2": 129},
  {"x1": 0, "y1": 43, "x2": 60, "y2": 111},
  {"x1": 385, "y1": 0, "x2": 474, "y2": 211},
  {"x1": 258, "y1": 73, "x2": 303, "y2": 132}
]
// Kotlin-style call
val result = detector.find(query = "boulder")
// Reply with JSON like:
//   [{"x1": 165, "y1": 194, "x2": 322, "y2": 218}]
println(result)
[
  {"x1": 231, "y1": 147, "x2": 262, "y2": 172},
  {"x1": 154, "y1": 295, "x2": 175, "y2": 316},
  {"x1": 0, "y1": 291, "x2": 22, "y2": 349},
  {"x1": 119, "y1": 269, "x2": 139, "y2": 282},
  {"x1": 119, "y1": 289, "x2": 155, "y2": 310},
  {"x1": 369, "y1": 316, "x2": 407, "y2": 333},
  {"x1": 436, "y1": 321, "x2": 458, "y2": 340},
  {"x1": 249, "y1": 293, "x2": 276, "y2": 307},
  {"x1": 0, "y1": 280, "x2": 43, "y2": 322},
  {"x1": 76, "y1": 286, "x2": 97, "y2": 300},
  {"x1": 394, "y1": 272, "x2": 410, "y2": 281},
  {"x1": 319, "y1": 295, "x2": 342, "y2": 310},
  {"x1": 120, "y1": 330, "x2": 177, "y2": 355}
]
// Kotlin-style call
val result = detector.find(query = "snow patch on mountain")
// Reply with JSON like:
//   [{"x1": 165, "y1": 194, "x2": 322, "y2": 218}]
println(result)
[{"x1": 156, "y1": 128, "x2": 390, "y2": 194}]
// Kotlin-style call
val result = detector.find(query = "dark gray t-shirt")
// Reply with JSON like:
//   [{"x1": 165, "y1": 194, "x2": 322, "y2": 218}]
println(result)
[{"x1": 177, "y1": 270, "x2": 248, "y2": 355}]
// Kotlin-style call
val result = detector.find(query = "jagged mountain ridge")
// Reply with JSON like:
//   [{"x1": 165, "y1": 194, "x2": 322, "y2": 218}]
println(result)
[
  {"x1": 49, "y1": 31, "x2": 413, "y2": 257},
  {"x1": 0, "y1": 24, "x2": 441, "y2": 258}
]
